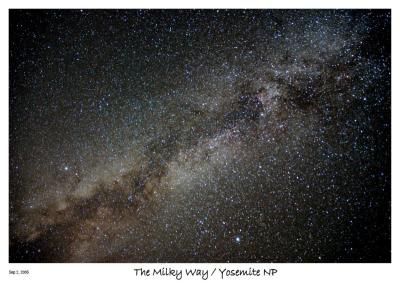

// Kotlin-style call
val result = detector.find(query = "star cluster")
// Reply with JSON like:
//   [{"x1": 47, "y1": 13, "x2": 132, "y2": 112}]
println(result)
[{"x1": 9, "y1": 9, "x2": 390, "y2": 262}]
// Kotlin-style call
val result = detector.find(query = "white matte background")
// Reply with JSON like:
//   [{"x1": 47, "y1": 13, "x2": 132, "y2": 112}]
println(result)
[{"x1": 0, "y1": 1, "x2": 397, "y2": 283}]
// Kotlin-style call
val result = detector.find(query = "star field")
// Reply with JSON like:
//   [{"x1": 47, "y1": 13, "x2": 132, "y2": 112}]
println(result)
[{"x1": 9, "y1": 9, "x2": 391, "y2": 262}]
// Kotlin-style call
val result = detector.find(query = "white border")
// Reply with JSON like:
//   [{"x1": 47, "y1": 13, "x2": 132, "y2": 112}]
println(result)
[
  {"x1": 1, "y1": 0, "x2": 396, "y2": 9},
  {"x1": 1, "y1": 1, "x2": 398, "y2": 283}
]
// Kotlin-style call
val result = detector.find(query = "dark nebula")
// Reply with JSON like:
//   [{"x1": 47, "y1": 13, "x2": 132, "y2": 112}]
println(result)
[{"x1": 9, "y1": 9, "x2": 391, "y2": 262}]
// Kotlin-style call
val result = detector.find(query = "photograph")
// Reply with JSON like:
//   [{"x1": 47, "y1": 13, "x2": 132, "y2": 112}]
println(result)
[{"x1": 9, "y1": 9, "x2": 391, "y2": 263}]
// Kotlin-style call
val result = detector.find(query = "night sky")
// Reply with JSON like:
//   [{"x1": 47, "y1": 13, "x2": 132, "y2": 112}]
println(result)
[{"x1": 9, "y1": 9, "x2": 391, "y2": 262}]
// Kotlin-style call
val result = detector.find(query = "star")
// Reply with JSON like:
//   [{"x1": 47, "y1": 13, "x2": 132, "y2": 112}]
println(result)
[{"x1": 234, "y1": 236, "x2": 241, "y2": 244}]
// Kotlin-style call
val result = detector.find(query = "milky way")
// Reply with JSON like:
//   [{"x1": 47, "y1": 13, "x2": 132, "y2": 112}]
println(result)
[{"x1": 9, "y1": 10, "x2": 391, "y2": 262}]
